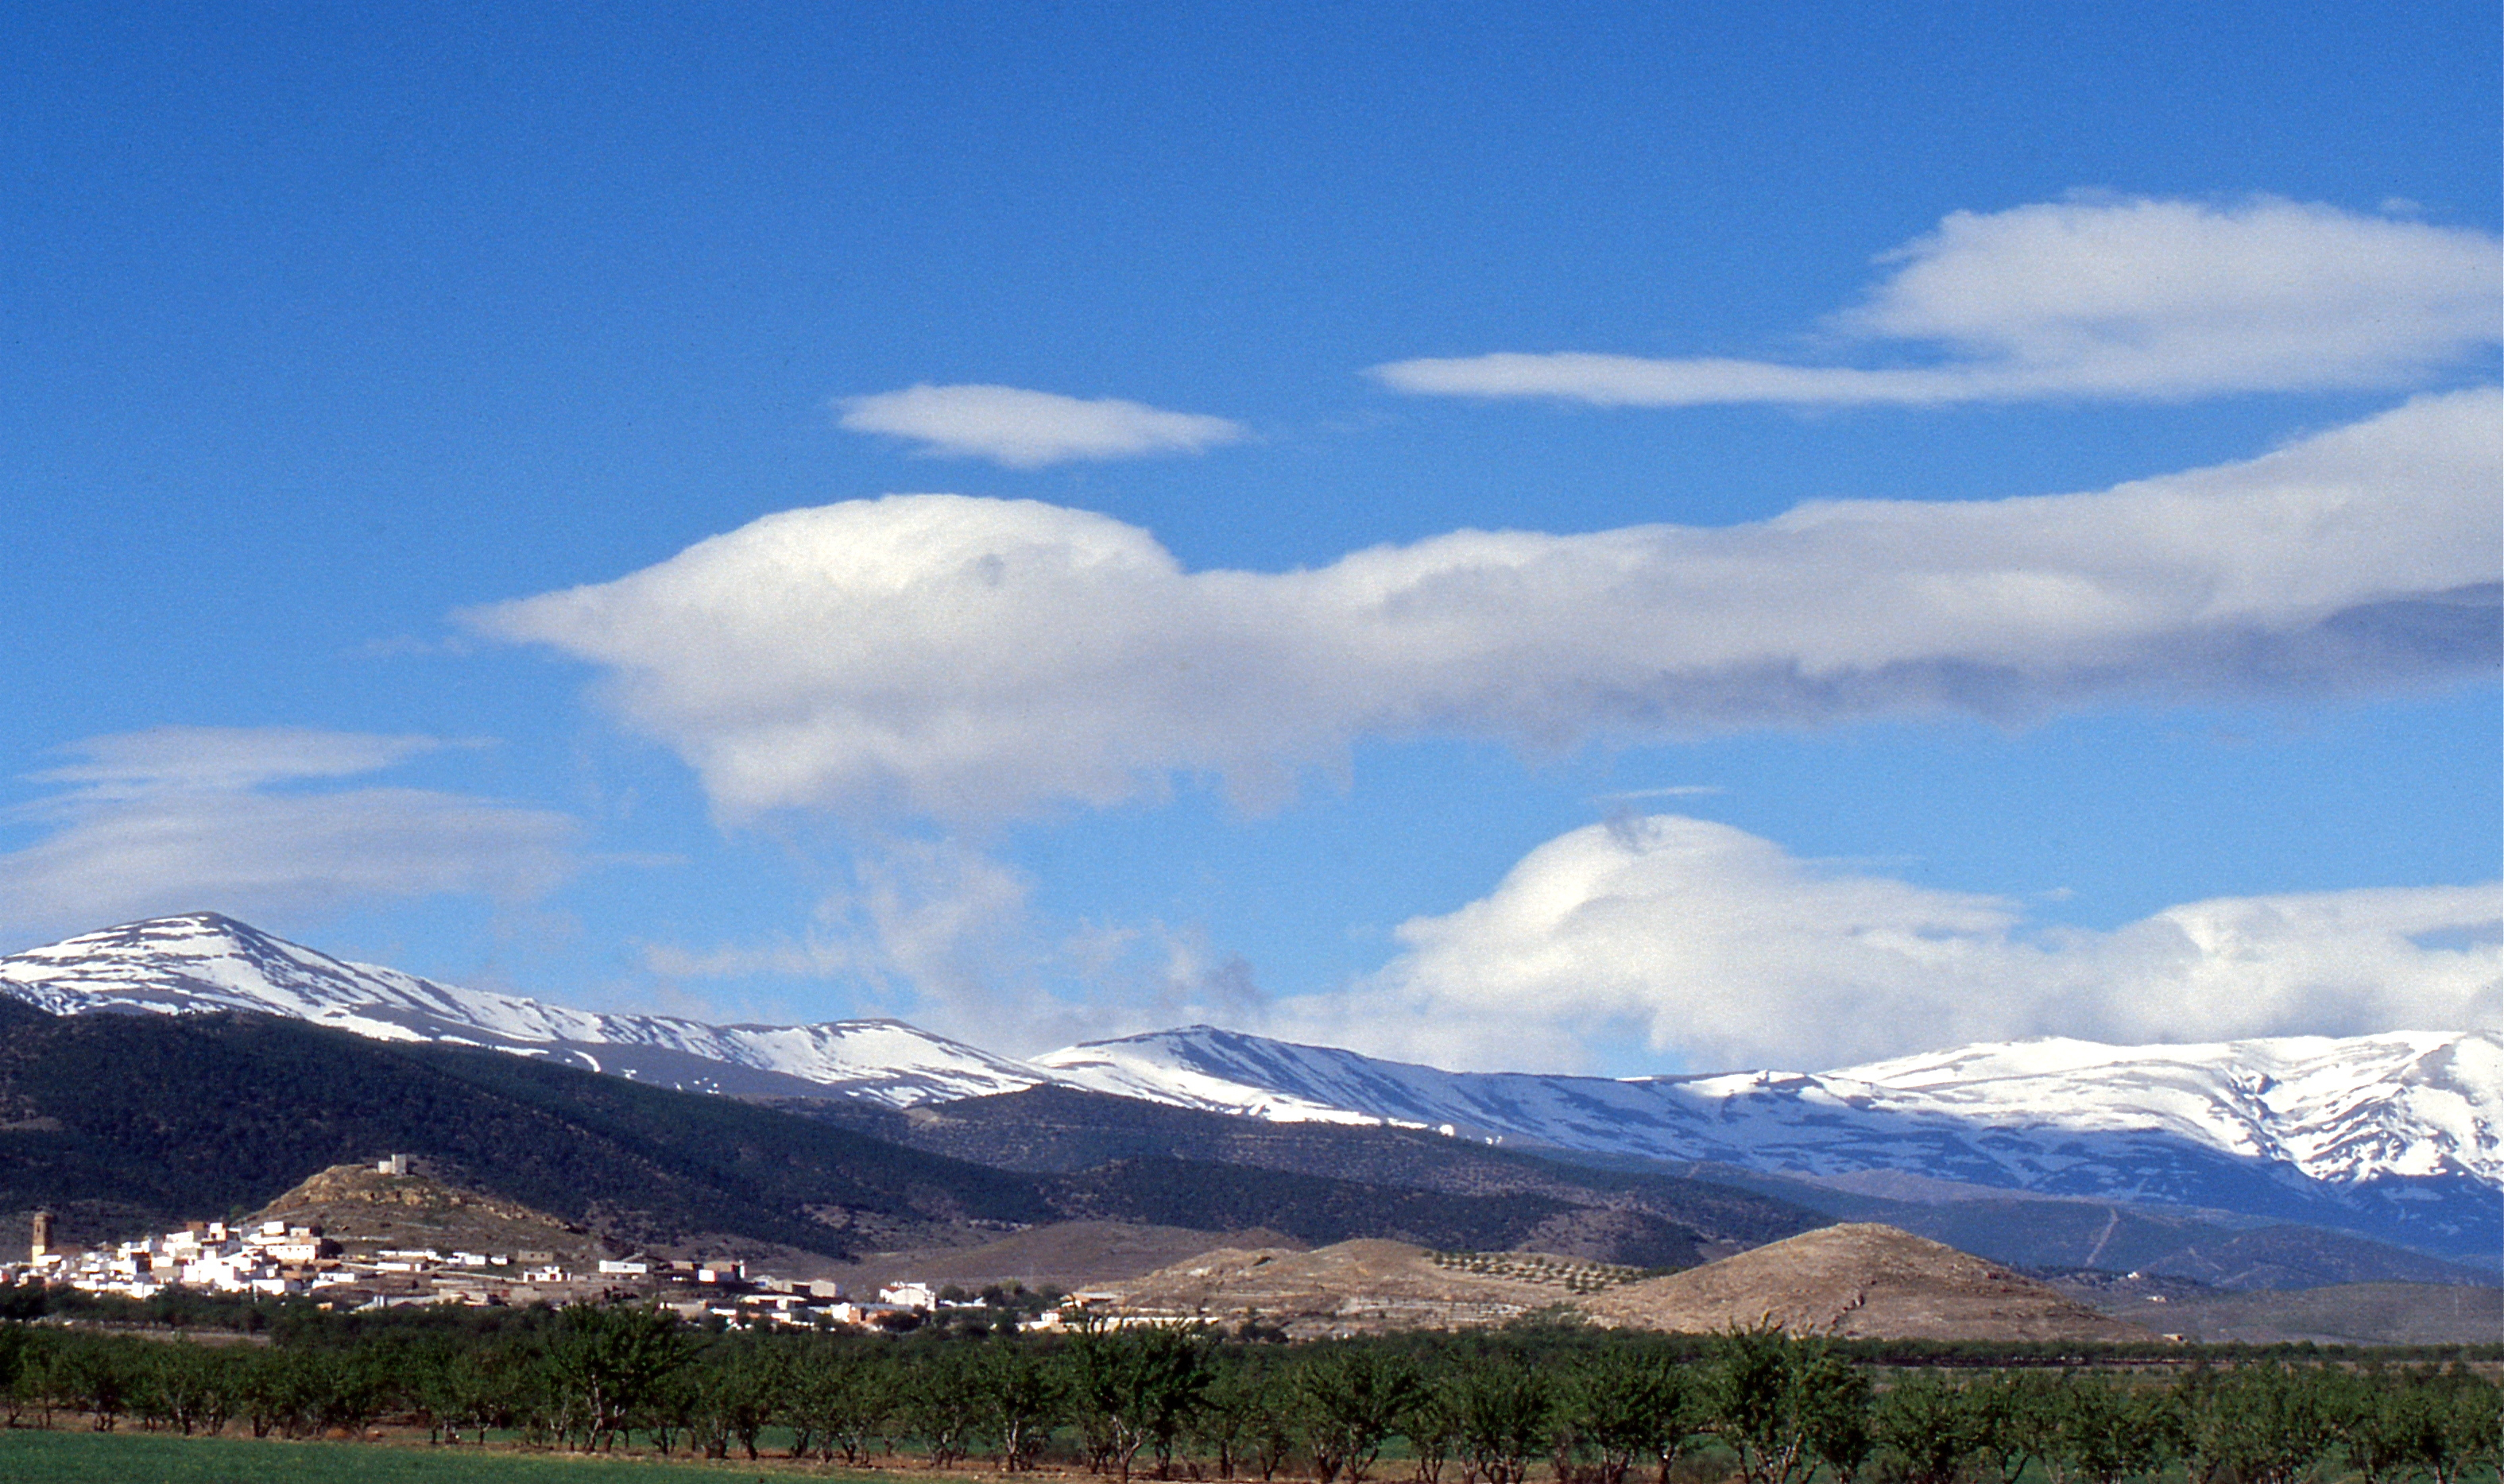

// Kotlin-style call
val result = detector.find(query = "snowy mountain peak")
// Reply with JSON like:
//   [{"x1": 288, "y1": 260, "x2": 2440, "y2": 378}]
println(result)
[
  {"x1": 0, "y1": 914, "x2": 1045, "y2": 1107},
  {"x1": 1035, "y1": 1022, "x2": 2502, "y2": 1262},
  {"x1": 3, "y1": 916, "x2": 2496, "y2": 1263},
  {"x1": 0, "y1": 912, "x2": 416, "y2": 1018}
]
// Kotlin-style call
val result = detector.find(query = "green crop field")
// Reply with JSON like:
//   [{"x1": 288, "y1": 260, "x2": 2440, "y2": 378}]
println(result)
[{"x1": 0, "y1": 1429, "x2": 872, "y2": 1483}]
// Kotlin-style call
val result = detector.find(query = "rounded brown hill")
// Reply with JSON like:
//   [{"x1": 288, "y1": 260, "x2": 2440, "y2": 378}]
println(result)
[
  {"x1": 1581, "y1": 1223, "x2": 2158, "y2": 1343},
  {"x1": 1113, "y1": 1239, "x2": 1653, "y2": 1336},
  {"x1": 252, "y1": 1162, "x2": 613, "y2": 1267}
]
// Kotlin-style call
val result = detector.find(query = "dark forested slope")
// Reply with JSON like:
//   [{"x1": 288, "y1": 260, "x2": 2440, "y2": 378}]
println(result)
[
  {"x1": 0, "y1": 1006, "x2": 1794, "y2": 1268},
  {"x1": 790, "y1": 1083, "x2": 1822, "y2": 1250},
  {"x1": 0, "y1": 1004, "x2": 1049, "y2": 1257}
]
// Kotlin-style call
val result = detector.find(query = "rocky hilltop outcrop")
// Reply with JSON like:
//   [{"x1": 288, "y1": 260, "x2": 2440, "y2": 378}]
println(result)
[{"x1": 251, "y1": 1162, "x2": 613, "y2": 1266}]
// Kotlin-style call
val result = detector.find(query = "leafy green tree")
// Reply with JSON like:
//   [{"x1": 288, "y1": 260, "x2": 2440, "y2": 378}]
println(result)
[
  {"x1": 235, "y1": 1346, "x2": 302, "y2": 1439},
  {"x1": 1977, "y1": 1370, "x2": 2065, "y2": 1484},
  {"x1": 56, "y1": 1333, "x2": 136, "y2": 1431},
  {"x1": 788, "y1": 1343, "x2": 895, "y2": 1465},
  {"x1": 1454, "y1": 1357, "x2": 1554, "y2": 1484},
  {"x1": 305, "y1": 1347, "x2": 390, "y2": 1437},
  {"x1": 1295, "y1": 1343, "x2": 1425, "y2": 1484},
  {"x1": 977, "y1": 1338, "x2": 1066, "y2": 1471},
  {"x1": 1063, "y1": 1324, "x2": 1217, "y2": 1481},
  {"x1": 0, "y1": 1324, "x2": 48, "y2": 1428},
  {"x1": 1704, "y1": 1327, "x2": 1867, "y2": 1484},
  {"x1": 542, "y1": 1303, "x2": 691, "y2": 1452},
  {"x1": 1799, "y1": 1358, "x2": 1872, "y2": 1484},
  {"x1": 141, "y1": 1341, "x2": 234, "y2": 1437},
  {"x1": 1564, "y1": 1347, "x2": 1705, "y2": 1484},
  {"x1": 1870, "y1": 1374, "x2": 1991, "y2": 1484},
  {"x1": 2041, "y1": 1374, "x2": 2173, "y2": 1484},
  {"x1": 1400, "y1": 1376, "x2": 1461, "y2": 1484},
  {"x1": 2425, "y1": 1368, "x2": 2502, "y2": 1484},
  {"x1": 682, "y1": 1335, "x2": 785, "y2": 1460},
  {"x1": 2179, "y1": 1362, "x2": 2341, "y2": 1484},
  {"x1": 1232, "y1": 1356, "x2": 1304, "y2": 1483},
  {"x1": 2334, "y1": 1370, "x2": 2442, "y2": 1484},
  {"x1": 909, "y1": 1343, "x2": 989, "y2": 1467}
]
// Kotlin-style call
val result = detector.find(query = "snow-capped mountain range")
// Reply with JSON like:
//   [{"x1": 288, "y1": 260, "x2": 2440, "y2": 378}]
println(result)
[
  {"x1": 5, "y1": 914, "x2": 2497, "y2": 1262},
  {"x1": 0, "y1": 914, "x2": 1039, "y2": 1105},
  {"x1": 1037, "y1": 1025, "x2": 2502, "y2": 1262}
]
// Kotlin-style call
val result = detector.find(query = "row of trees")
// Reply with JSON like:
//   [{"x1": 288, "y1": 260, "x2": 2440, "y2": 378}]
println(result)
[{"x1": 0, "y1": 1315, "x2": 2495, "y2": 1482}]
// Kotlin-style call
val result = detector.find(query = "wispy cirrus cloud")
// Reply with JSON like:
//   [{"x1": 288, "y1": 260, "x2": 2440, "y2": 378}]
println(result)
[
  {"x1": 1373, "y1": 197, "x2": 2501, "y2": 407},
  {"x1": 1271, "y1": 814, "x2": 2502, "y2": 1072},
  {"x1": 0, "y1": 727, "x2": 582, "y2": 946},
  {"x1": 471, "y1": 390, "x2": 2499, "y2": 825},
  {"x1": 838, "y1": 384, "x2": 1248, "y2": 468},
  {"x1": 27, "y1": 726, "x2": 456, "y2": 802}
]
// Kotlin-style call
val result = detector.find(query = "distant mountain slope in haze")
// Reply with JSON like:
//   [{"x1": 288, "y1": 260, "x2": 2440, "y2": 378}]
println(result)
[
  {"x1": 805, "y1": 1083, "x2": 1819, "y2": 1250},
  {"x1": 1672, "y1": 1162, "x2": 2498, "y2": 1290}
]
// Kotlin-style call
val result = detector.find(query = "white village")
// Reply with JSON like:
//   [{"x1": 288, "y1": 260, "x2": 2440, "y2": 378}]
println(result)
[{"x1": 7, "y1": 1155, "x2": 1066, "y2": 1331}]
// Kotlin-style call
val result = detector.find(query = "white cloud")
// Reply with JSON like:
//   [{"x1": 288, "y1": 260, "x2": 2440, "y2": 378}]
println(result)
[
  {"x1": 0, "y1": 728, "x2": 581, "y2": 945},
  {"x1": 1590, "y1": 785, "x2": 1721, "y2": 803},
  {"x1": 1373, "y1": 197, "x2": 2501, "y2": 405},
  {"x1": 471, "y1": 391, "x2": 2499, "y2": 825},
  {"x1": 641, "y1": 837, "x2": 1265, "y2": 1054},
  {"x1": 1273, "y1": 814, "x2": 2501, "y2": 1072},
  {"x1": 837, "y1": 384, "x2": 1248, "y2": 468},
  {"x1": 26, "y1": 726, "x2": 452, "y2": 802}
]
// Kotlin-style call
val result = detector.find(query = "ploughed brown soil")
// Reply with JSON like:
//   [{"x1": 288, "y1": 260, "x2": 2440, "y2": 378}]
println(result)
[
  {"x1": 1581, "y1": 1223, "x2": 2156, "y2": 1342},
  {"x1": 1111, "y1": 1238, "x2": 1650, "y2": 1335}
]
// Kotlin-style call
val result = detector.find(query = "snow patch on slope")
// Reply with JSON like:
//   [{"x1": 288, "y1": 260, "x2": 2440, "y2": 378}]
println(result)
[{"x1": 1033, "y1": 1024, "x2": 2504, "y2": 1192}]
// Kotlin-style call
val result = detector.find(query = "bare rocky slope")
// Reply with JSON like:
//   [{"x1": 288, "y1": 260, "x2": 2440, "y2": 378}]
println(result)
[
  {"x1": 1579, "y1": 1223, "x2": 2158, "y2": 1343},
  {"x1": 250, "y1": 1162, "x2": 617, "y2": 1268}
]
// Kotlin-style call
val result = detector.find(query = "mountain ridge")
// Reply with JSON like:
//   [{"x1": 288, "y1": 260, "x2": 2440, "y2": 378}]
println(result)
[
  {"x1": 0, "y1": 1002, "x2": 1789, "y2": 1270},
  {"x1": 4, "y1": 913, "x2": 2494, "y2": 1266}
]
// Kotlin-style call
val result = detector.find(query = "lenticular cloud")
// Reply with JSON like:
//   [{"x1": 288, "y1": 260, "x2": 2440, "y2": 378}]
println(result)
[
  {"x1": 470, "y1": 389, "x2": 2500, "y2": 823},
  {"x1": 838, "y1": 384, "x2": 1248, "y2": 468},
  {"x1": 1375, "y1": 196, "x2": 2502, "y2": 405}
]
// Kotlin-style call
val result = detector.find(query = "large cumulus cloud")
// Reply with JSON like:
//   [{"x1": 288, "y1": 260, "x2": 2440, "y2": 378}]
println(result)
[
  {"x1": 469, "y1": 389, "x2": 2499, "y2": 824},
  {"x1": 1275, "y1": 813, "x2": 2502, "y2": 1072}
]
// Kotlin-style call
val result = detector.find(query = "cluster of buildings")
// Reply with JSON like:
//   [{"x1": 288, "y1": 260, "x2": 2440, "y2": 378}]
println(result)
[
  {"x1": 9, "y1": 1161, "x2": 1076, "y2": 1327},
  {"x1": 12, "y1": 1205, "x2": 985, "y2": 1322},
  {"x1": 18, "y1": 1208, "x2": 347, "y2": 1300}
]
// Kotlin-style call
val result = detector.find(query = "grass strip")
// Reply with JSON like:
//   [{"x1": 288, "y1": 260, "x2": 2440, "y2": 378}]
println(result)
[{"x1": 0, "y1": 1428, "x2": 876, "y2": 1482}]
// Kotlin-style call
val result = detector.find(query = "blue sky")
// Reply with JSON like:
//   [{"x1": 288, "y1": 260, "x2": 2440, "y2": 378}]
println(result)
[{"x1": 2, "y1": 2, "x2": 2496, "y2": 1073}]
